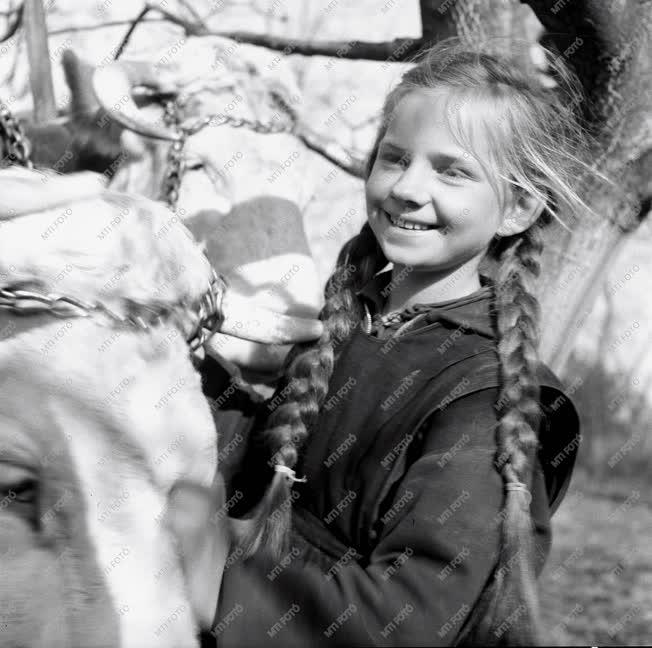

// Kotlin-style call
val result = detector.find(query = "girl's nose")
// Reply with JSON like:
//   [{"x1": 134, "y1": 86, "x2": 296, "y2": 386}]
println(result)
[{"x1": 389, "y1": 165, "x2": 430, "y2": 208}]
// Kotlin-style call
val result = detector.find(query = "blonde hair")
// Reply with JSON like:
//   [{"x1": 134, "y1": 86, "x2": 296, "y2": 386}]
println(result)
[{"x1": 240, "y1": 38, "x2": 594, "y2": 645}]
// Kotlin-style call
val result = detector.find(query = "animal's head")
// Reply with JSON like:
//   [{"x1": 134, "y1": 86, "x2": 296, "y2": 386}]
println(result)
[
  {"x1": 0, "y1": 168, "x2": 219, "y2": 647},
  {"x1": 91, "y1": 37, "x2": 322, "y2": 338}
]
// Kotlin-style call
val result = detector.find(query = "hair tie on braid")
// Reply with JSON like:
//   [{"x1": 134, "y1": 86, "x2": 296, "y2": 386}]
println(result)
[
  {"x1": 504, "y1": 481, "x2": 532, "y2": 506},
  {"x1": 504, "y1": 481, "x2": 528, "y2": 493},
  {"x1": 274, "y1": 464, "x2": 307, "y2": 483}
]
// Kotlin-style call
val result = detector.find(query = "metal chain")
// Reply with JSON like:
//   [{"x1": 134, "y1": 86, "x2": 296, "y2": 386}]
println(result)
[
  {"x1": 0, "y1": 270, "x2": 227, "y2": 353},
  {"x1": 161, "y1": 99, "x2": 187, "y2": 209},
  {"x1": 186, "y1": 270, "x2": 228, "y2": 352},
  {"x1": 0, "y1": 100, "x2": 33, "y2": 168},
  {"x1": 161, "y1": 91, "x2": 297, "y2": 209}
]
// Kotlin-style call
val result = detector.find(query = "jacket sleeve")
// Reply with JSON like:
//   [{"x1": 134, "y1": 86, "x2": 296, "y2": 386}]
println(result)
[
  {"x1": 199, "y1": 353, "x2": 275, "y2": 514},
  {"x1": 212, "y1": 387, "x2": 553, "y2": 647}
]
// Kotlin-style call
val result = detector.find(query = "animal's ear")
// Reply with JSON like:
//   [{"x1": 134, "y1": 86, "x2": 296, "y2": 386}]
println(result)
[
  {"x1": 496, "y1": 189, "x2": 544, "y2": 237},
  {"x1": 165, "y1": 477, "x2": 231, "y2": 630}
]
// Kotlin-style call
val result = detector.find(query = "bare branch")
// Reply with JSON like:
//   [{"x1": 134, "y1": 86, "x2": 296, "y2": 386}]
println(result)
[
  {"x1": 223, "y1": 33, "x2": 421, "y2": 61},
  {"x1": 175, "y1": 0, "x2": 204, "y2": 24},
  {"x1": 114, "y1": 6, "x2": 151, "y2": 60},
  {"x1": 0, "y1": 1, "x2": 23, "y2": 43},
  {"x1": 145, "y1": 2, "x2": 208, "y2": 35},
  {"x1": 295, "y1": 123, "x2": 365, "y2": 178},
  {"x1": 47, "y1": 17, "x2": 168, "y2": 36},
  {"x1": 145, "y1": 2, "x2": 423, "y2": 61}
]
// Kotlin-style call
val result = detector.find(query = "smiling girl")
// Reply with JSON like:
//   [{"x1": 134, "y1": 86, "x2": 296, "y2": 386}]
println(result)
[{"x1": 200, "y1": 39, "x2": 592, "y2": 646}]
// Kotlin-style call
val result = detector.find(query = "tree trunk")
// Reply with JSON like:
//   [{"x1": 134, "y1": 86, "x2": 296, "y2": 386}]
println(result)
[{"x1": 523, "y1": 0, "x2": 651, "y2": 372}]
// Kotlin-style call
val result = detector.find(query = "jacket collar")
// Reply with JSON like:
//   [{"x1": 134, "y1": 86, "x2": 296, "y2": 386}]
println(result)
[{"x1": 356, "y1": 270, "x2": 497, "y2": 339}]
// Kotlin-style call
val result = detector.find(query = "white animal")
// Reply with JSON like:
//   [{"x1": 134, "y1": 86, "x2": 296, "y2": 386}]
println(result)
[{"x1": 0, "y1": 167, "x2": 319, "y2": 647}]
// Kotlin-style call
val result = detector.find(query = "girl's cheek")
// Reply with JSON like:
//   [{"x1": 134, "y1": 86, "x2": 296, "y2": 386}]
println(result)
[
  {"x1": 365, "y1": 178, "x2": 381, "y2": 203},
  {"x1": 366, "y1": 171, "x2": 390, "y2": 196}
]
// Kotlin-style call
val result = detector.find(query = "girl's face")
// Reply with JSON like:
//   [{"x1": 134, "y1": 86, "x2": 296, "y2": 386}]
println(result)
[{"x1": 366, "y1": 89, "x2": 507, "y2": 274}]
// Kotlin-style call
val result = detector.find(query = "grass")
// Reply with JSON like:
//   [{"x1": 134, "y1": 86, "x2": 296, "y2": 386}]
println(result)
[{"x1": 539, "y1": 468, "x2": 652, "y2": 645}]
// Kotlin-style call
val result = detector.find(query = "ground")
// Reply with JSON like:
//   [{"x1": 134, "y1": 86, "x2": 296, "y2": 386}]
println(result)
[{"x1": 540, "y1": 469, "x2": 652, "y2": 645}]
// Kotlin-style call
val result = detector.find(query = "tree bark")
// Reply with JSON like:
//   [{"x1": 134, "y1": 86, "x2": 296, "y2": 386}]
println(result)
[{"x1": 521, "y1": 0, "x2": 651, "y2": 371}]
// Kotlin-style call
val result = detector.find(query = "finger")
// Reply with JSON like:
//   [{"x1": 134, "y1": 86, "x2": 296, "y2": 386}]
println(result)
[{"x1": 220, "y1": 291, "x2": 323, "y2": 344}]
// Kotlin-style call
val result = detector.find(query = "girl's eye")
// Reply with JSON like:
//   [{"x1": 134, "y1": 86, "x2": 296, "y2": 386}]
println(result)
[
  {"x1": 438, "y1": 167, "x2": 470, "y2": 179},
  {"x1": 380, "y1": 153, "x2": 409, "y2": 169}
]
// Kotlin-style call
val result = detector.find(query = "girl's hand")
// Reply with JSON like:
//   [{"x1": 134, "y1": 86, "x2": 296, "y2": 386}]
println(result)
[
  {"x1": 205, "y1": 289, "x2": 323, "y2": 372},
  {"x1": 219, "y1": 289, "x2": 323, "y2": 345}
]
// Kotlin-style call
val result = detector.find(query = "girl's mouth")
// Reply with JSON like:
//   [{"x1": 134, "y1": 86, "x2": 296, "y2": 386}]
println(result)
[{"x1": 382, "y1": 209, "x2": 437, "y2": 232}]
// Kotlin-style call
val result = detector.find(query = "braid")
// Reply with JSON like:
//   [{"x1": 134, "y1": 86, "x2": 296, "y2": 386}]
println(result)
[
  {"x1": 495, "y1": 226, "x2": 544, "y2": 476},
  {"x1": 455, "y1": 226, "x2": 545, "y2": 646},
  {"x1": 237, "y1": 223, "x2": 386, "y2": 558}
]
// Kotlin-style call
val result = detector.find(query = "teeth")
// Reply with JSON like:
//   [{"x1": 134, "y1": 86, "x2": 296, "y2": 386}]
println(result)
[{"x1": 388, "y1": 213, "x2": 431, "y2": 231}]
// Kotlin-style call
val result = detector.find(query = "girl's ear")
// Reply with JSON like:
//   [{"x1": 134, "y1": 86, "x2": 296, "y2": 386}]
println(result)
[{"x1": 496, "y1": 190, "x2": 545, "y2": 237}]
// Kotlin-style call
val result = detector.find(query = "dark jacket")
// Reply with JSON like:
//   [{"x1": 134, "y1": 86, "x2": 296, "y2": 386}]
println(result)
[{"x1": 199, "y1": 274, "x2": 580, "y2": 647}]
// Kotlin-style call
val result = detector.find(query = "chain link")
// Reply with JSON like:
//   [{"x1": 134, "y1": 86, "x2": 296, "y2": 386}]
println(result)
[
  {"x1": 161, "y1": 91, "x2": 297, "y2": 209},
  {"x1": 161, "y1": 99, "x2": 187, "y2": 209},
  {"x1": 0, "y1": 100, "x2": 33, "y2": 168},
  {"x1": 0, "y1": 270, "x2": 227, "y2": 353}
]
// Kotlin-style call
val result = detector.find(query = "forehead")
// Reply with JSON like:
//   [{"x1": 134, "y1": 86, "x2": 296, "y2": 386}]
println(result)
[{"x1": 383, "y1": 89, "x2": 497, "y2": 164}]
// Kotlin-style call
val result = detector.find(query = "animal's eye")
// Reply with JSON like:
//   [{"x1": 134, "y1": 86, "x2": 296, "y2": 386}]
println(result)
[
  {"x1": 11, "y1": 479, "x2": 37, "y2": 504},
  {"x1": 0, "y1": 463, "x2": 39, "y2": 524}
]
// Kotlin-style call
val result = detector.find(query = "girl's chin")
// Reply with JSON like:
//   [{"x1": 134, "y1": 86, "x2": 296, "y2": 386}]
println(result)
[
  {"x1": 380, "y1": 246, "x2": 432, "y2": 268},
  {"x1": 380, "y1": 241, "x2": 464, "y2": 272}
]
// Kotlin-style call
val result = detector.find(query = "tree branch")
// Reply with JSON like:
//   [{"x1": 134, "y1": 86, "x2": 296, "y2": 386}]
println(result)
[
  {"x1": 175, "y1": 0, "x2": 204, "y2": 25},
  {"x1": 114, "y1": 6, "x2": 151, "y2": 60},
  {"x1": 220, "y1": 33, "x2": 422, "y2": 61},
  {"x1": 0, "y1": 1, "x2": 23, "y2": 42},
  {"x1": 295, "y1": 123, "x2": 365, "y2": 178},
  {"x1": 145, "y1": 2, "x2": 423, "y2": 61},
  {"x1": 47, "y1": 17, "x2": 168, "y2": 36}
]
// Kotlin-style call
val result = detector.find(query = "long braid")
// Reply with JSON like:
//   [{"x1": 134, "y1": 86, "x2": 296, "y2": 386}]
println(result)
[
  {"x1": 455, "y1": 225, "x2": 545, "y2": 646},
  {"x1": 237, "y1": 223, "x2": 386, "y2": 557}
]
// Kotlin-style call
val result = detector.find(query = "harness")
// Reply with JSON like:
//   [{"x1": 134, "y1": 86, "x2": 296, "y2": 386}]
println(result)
[
  {"x1": 0, "y1": 88, "x2": 294, "y2": 348},
  {"x1": 159, "y1": 91, "x2": 297, "y2": 209},
  {"x1": 0, "y1": 270, "x2": 227, "y2": 357},
  {"x1": 0, "y1": 89, "x2": 297, "y2": 211}
]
